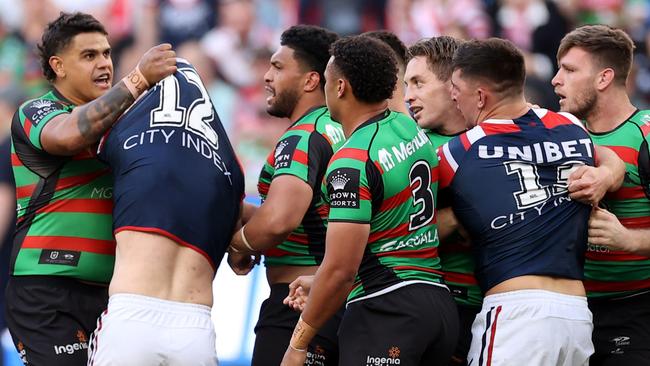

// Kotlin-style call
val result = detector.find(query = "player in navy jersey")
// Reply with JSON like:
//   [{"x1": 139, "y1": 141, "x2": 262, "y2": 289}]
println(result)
[
  {"x1": 439, "y1": 38, "x2": 624, "y2": 365},
  {"x1": 88, "y1": 59, "x2": 244, "y2": 365}
]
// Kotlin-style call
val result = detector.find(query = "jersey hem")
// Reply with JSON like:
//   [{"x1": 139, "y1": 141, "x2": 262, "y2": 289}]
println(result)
[
  {"x1": 346, "y1": 280, "x2": 448, "y2": 306},
  {"x1": 114, "y1": 226, "x2": 216, "y2": 271}
]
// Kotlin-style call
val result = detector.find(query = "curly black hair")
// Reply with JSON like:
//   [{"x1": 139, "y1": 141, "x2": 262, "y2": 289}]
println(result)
[
  {"x1": 363, "y1": 30, "x2": 407, "y2": 71},
  {"x1": 281, "y1": 25, "x2": 339, "y2": 90},
  {"x1": 452, "y1": 38, "x2": 525, "y2": 97},
  {"x1": 38, "y1": 12, "x2": 107, "y2": 82},
  {"x1": 330, "y1": 36, "x2": 397, "y2": 104}
]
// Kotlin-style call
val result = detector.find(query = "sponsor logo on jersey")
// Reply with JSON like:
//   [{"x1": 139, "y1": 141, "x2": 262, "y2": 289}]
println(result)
[
  {"x1": 378, "y1": 229, "x2": 438, "y2": 252},
  {"x1": 39, "y1": 249, "x2": 80, "y2": 266},
  {"x1": 378, "y1": 128, "x2": 430, "y2": 172},
  {"x1": 305, "y1": 344, "x2": 327, "y2": 366},
  {"x1": 366, "y1": 347, "x2": 402, "y2": 366},
  {"x1": 477, "y1": 138, "x2": 593, "y2": 163},
  {"x1": 325, "y1": 124, "x2": 345, "y2": 145},
  {"x1": 327, "y1": 168, "x2": 360, "y2": 208},
  {"x1": 24, "y1": 99, "x2": 62, "y2": 126},
  {"x1": 273, "y1": 135, "x2": 300, "y2": 170}
]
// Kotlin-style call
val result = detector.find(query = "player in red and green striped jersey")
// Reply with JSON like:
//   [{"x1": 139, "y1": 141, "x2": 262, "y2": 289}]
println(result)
[
  {"x1": 5, "y1": 12, "x2": 176, "y2": 366},
  {"x1": 405, "y1": 36, "x2": 481, "y2": 366},
  {"x1": 553, "y1": 24, "x2": 650, "y2": 365},
  {"x1": 227, "y1": 25, "x2": 345, "y2": 366},
  {"x1": 282, "y1": 35, "x2": 458, "y2": 366}
]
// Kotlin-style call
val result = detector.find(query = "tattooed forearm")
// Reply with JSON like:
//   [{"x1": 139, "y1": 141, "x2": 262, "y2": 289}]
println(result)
[{"x1": 76, "y1": 81, "x2": 136, "y2": 143}]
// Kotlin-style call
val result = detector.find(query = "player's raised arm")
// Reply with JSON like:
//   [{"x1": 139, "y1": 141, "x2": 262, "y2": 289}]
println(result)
[{"x1": 41, "y1": 44, "x2": 176, "y2": 155}]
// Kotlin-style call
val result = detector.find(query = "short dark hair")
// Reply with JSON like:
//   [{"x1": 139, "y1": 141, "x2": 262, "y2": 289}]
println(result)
[
  {"x1": 281, "y1": 25, "x2": 339, "y2": 90},
  {"x1": 363, "y1": 30, "x2": 408, "y2": 72},
  {"x1": 38, "y1": 12, "x2": 107, "y2": 82},
  {"x1": 452, "y1": 38, "x2": 525, "y2": 97},
  {"x1": 408, "y1": 36, "x2": 462, "y2": 82},
  {"x1": 330, "y1": 35, "x2": 397, "y2": 104},
  {"x1": 557, "y1": 24, "x2": 635, "y2": 86}
]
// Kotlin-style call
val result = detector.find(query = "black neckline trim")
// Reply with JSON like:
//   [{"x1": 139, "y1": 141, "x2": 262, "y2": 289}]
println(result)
[{"x1": 588, "y1": 109, "x2": 640, "y2": 136}]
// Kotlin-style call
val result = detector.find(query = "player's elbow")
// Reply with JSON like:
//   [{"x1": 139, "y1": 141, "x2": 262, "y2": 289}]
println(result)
[{"x1": 266, "y1": 212, "x2": 300, "y2": 239}]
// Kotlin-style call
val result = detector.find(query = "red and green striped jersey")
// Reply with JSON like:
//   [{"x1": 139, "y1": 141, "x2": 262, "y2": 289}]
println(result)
[
  {"x1": 585, "y1": 109, "x2": 650, "y2": 298},
  {"x1": 258, "y1": 106, "x2": 346, "y2": 266},
  {"x1": 427, "y1": 130, "x2": 483, "y2": 307},
  {"x1": 324, "y1": 110, "x2": 445, "y2": 304},
  {"x1": 10, "y1": 89, "x2": 115, "y2": 283}
]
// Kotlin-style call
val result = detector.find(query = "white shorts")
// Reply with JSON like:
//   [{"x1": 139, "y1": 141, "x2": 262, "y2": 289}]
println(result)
[
  {"x1": 467, "y1": 290, "x2": 594, "y2": 366},
  {"x1": 87, "y1": 293, "x2": 218, "y2": 366}
]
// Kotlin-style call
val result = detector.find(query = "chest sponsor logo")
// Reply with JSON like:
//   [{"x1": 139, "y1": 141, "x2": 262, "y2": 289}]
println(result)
[
  {"x1": 273, "y1": 135, "x2": 300, "y2": 170},
  {"x1": 377, "y1": 128, "x2": 430, "y2": 172},
  {"x1": 39, "y1": 249, "x2": 80, "y2": 266},
  {"x1": 327, "y1": 168, "x2": 360, "y2": 208},
  {"x1": 25, "y1": 99, "x2": 62, "y2": 126}
]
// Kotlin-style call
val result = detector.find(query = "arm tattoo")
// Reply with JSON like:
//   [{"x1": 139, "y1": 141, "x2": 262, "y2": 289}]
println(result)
[{"x1": 76, "y1": 81, "x2": 136, "y2": 143}]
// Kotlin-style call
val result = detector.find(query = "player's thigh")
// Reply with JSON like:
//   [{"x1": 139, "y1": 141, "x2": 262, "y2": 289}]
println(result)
[
  {"x1": 5, "y1": 278, "x2": 104, "y2": 366},
  {"x1": 339, "y1": 285, "x2": 455, "y2": 366}
]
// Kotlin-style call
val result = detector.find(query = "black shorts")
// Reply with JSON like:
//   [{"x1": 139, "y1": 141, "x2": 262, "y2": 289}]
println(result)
[
  {"x1": 338, "y1": 284, "x2": 459, "y2": 366},
  {"x1": 589, "y1": 290, "x2": 650, "y2": 366},
  {"x1": 252, "y1": 283, "x2": 342, "y2": 366},
  {"x1": 5, "y1": 276, "x2": 108, "y2": 366},
  {"x1": 450, "y1": 303, "x2": 481, "y2": 366}
]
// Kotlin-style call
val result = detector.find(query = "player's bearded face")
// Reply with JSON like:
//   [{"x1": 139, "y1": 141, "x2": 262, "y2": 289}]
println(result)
[{"x1": 267, "y1": 86, "x2": 300, "y2": 118}]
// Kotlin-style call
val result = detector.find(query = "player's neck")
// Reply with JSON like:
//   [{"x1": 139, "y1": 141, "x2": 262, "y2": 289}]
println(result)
[
  {"x1": 340, "y1": 101, "x2": 388, "y2": 138},
  {"x1": 52, "y1": 82, "x2": 88, "y2": 106},
  {"x1": 480, "y1": 95, "x2": 529, "y2": 122},
  {"x1": 289, "y1": 94, "x2": 326, "y2": 123},
  {"x1": 585, "y1": 89, "x2": 636, "y2": 133}
]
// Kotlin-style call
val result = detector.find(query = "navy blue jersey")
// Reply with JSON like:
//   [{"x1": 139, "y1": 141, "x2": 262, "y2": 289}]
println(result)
[
  {"x1": 438, "y1": 109, "x2": 595, "y2": 292},
  {"x1": 98, "y1": 60, "x2": 244, "y2": 270}
]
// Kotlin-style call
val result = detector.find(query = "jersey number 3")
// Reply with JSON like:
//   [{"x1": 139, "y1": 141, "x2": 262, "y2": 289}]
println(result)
[
  {"x1": 409, "y1": 160, "x2": 435, "y2": 231},
  {"x1": 150, "y1": 67, "x2": 219, "y2": 148}
]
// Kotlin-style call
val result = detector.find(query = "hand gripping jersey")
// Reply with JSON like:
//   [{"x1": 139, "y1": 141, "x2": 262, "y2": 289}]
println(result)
[
  {"x1": 427, "y1": 130, "x2": 482, "y2": 307},
  {"x1": 258, "y1": 106, "x2": 346, "y2": 266},
  {"x1": 438, "y1": 109, "x2": 595, "y2": 292},
  {"x1": 10, "y1": 90, "x2": 115, "y2": 283},
  {"x1": 323, "y1": 110, "x2": 445, "y2": 304},
  {"x1": 98, "y1": 60, "x2": 244, "y2": 269},
  {"x1": 585, "y1": 109, "x2": 650, "y2": 298}
]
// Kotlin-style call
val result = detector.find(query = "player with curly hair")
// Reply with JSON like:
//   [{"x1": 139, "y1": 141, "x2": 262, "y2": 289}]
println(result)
[{"x1": 280, "y1": 35, "x2": 458, "y2": 366}]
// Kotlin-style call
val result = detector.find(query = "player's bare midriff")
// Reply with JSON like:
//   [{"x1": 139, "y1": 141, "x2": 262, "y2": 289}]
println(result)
[
  {"x1": 266, "y1": 265, "x2": 319, "y2": 285},
  {"x1": 485, "y1": 275, "x2": 586, "y2": 297},
  {"x1": 109, "y1": 230, "x2": 215, "y2": 306}
]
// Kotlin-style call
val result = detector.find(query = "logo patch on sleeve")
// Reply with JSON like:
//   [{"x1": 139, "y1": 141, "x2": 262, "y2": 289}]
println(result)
[
  {"x1": 326, "y1": 168, "x2": 360, "y2": 208},
  {"x1": 23, "y1": 99, "x2": 64, "y2": 126},
  {"x1": 273, "y1": 135, "x2": 301, "y2": 170}
]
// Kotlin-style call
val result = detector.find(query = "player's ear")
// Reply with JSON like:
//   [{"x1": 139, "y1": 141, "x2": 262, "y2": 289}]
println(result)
[
  {"x1": 304, "y1": 71, "x2": 320, "y2": 93},
  {"x1": 337, "y1": 78, "x2": 346, "y2": 99},
  {"x1": 477, "y1": 88, "x2": 486, "y2": 110},
  {"x1": 595, "y1": 68, "x2": 615, "y2": 91},
  {"x1": 50, "y1": 56, "x2": 65, "y2": 79}
]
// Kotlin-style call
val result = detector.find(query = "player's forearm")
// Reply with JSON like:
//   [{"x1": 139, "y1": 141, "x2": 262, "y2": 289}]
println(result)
[
  {"x1": 594, "y1": 145, "x2": 625, "y2": 191},
  {"x1": 289, "y1": 264, "x2": 354, "y2": 348},
  {"x1": 626, "y1": 228, "x2": 650, "y2": 256},
  {"x1": 43, "y1": 69, "x2": 150, "y2": 155},
  {"x1": 232, "y1": 207, "x2": 297, "y2": 252}
]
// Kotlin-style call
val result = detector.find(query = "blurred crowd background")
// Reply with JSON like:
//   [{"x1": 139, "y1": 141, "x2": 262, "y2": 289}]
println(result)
[{"x1": 0, "y1": 0, "x2": 649, "y2": 194}]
